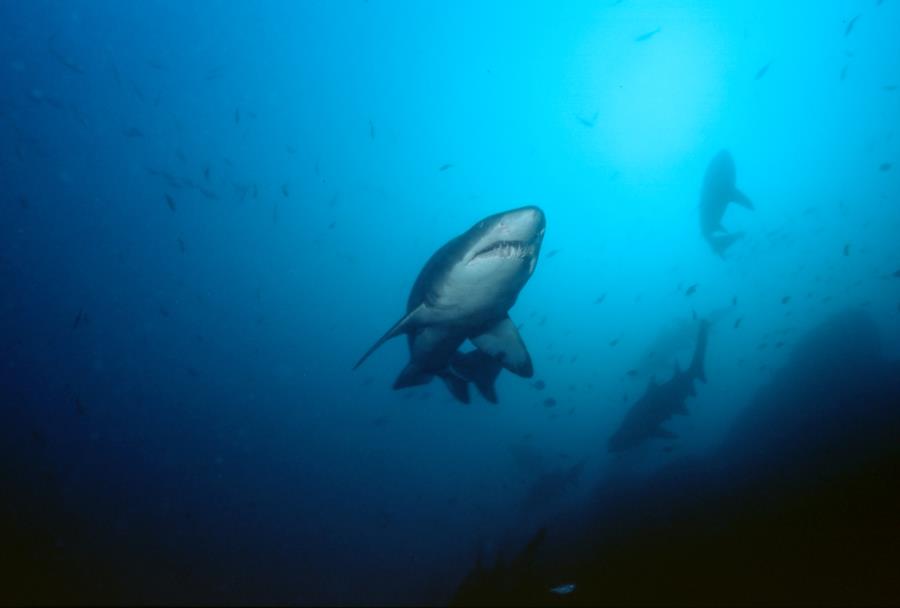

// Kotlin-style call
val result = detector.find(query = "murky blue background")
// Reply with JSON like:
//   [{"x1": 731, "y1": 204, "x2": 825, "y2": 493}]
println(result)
[{"x1": 2, "y1": 1, "x2": 898, "y2": 604}]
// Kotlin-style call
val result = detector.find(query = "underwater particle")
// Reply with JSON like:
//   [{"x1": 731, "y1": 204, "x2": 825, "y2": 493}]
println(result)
[
  {"x1": 626, "y1": 369, "x2": 639, "y2": 377},
  {"x1": 594, "y1": 293, "x2": 606, "y2": 304},
  {"x1": 165, "y1": 193, "x2": 176, "y2": 213},
  {"x1": 438, "y1": 163, "x2": 454, "y2": 171},
  {"x1": 879, "y1": 162, "x2": 892, "y2": 172},
  {"x1": 609, "y1": 336, "x2": 620, "y2": 347},
  {"x1": 685, "y1": 284, "x2": 698, "y2": 296},
  {"x1": 368, "y1": 118, "x2": 375, "y2": 139},
  {"x1": 781, "y1": 296, "x2": 791, "y2": 304},
  {"x1": 545, "y1": 249, "x2": 561, "y2": 258},
  {"x1": 123, "y1": 126, "x2": 143, "y2": 138},
  {"x1": 19, "y1": 195, "x2": 29, "y2": 208},
  {"x1": 532, "y1": 380, "x2": 546, "y2": 390},
  {"x1": 281, "y1": 183, "x2": 289, "y2": 197},
  {"x1": 72, "y1": 308, "x2": 85, "y2": 330},
  {"x1": 893, "y1": 269, "x2": 900, "y2": 278},
  {"x1": 843, "y1": 243, "x2": 851, "y2": 256},
  {"x1": 234, "y1": 107, "x2": 240, "y2": 124},
  {"x1": 177, "y1": 237, "x2": 185, "y2": 254},
  {"x1": 734, "y1": 318, "x2": 743, "y2": 329},
  {"x1": 840, "y1": 64, "x2": 849, "y2": 81},
  {"x1": 543, "y1": 397, "x2": 557, "y2": 408}
]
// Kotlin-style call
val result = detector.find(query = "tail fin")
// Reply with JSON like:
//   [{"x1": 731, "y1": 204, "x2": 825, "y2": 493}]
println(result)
[
  {"x1": 709, "y1": 232, "x2": 744, "y2": 257},
  {"x1": 452, "y1": 350, "x2": 503, "y2": 404},
  {"x1": 689, "y1": 320, "x2": 709, "y2": 383}
]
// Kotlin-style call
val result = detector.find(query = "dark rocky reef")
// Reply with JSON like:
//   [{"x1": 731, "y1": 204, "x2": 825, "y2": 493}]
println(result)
[{"x1": 453, "y1": 309, "x2": 900, "y2": 606}]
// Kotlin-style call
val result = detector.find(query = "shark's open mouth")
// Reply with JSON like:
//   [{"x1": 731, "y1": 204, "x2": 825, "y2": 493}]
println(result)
[{"x1": 471, "y1": 240, "x2": 535, "y2": 262}]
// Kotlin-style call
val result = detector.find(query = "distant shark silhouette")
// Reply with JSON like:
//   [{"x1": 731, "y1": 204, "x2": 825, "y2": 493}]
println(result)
[
  {"x1": 699, "y1": 150, "x2": 753, "y2": 257},
  {"x1": 354, "y1": 206, "x2": 545, "y2": 404},
  {"x1": 609, "y1": 321, "x2": 709, "y2": 452}
]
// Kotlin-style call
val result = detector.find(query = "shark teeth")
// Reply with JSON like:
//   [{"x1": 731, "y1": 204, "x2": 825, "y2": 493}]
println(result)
[{"x1": 473, "y1": 240, "x2": 533, "y2": 261}]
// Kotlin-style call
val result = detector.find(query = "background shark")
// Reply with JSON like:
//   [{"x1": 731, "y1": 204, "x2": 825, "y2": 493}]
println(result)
[
  {"x1": 609, "y1": 320, "x2": 710, "y2": 451},
  {"x1": 699, "y1": 150, "x2": 754, "y2": 256},
  {"x1": 354, "y1": 206, "x2": 545, "y2": 403}
]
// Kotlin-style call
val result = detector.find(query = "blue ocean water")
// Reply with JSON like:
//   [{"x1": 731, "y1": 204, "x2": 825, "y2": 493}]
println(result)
[{"x1": 1, "y1": 0, "x2": 899, "y2": 605}]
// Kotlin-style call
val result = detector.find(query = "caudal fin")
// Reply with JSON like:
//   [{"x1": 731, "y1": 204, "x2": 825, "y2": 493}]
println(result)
[
  {"x1": 451, "y1": 350, "x2": 503, "y2": 404},
  {"x1": 689, "y1": 320, "x2": 709, "y2": 383}
]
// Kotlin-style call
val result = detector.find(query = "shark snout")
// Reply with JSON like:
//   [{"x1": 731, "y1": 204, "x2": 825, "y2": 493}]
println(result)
[{"x1": 498, "y1": 206, "x2": 546, "y2": 243}]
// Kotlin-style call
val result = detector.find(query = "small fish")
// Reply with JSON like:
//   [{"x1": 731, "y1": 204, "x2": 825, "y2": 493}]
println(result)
[
  {"x1": 369, "y1": 118, "x2": 375, "y2": 140},
  {"x1": 685, "y1": 284, "x2": 698, "y2": 296},
  {"x1": 883, "y1": 85, "x2": 897, "y2": 92},
  {"x1": 159, "y1": 304, "x2": 170, "y2": 318},
  {"x1": 203, "y1": 165, "x2": 211, "y2": 181},
  {"x1": 594, "y1": 293, "x2": 606, "y2": 304},
  {"x1": 74, "y1": 395, "x2": 87, "y2": 416},
  {"x1": 754, "y1": 61, "x2": 773, "y2": 80},
  {"x1": 281, "y1": 183, "x2": 289, "y2": 197},
  {"x1": 879, "y1": 162, "x2": 892, "y2": 172},
  {"x1": 543, "y1": 397, "x2": 557, "y2": 408},
  {"x1": 438, "y1": 163, "x2": 454, "y2": 171},
  {"x1": 626, "y1": 369, "x2": 639, "y2": 377},
  {"x1": 840, "y1": 64, "x2": 849, "y2": 81},
  {"x1": 609, "y1": 337, "x2": 620, "y2": 347},
  {"x1": 177, "y1": 237, "x2": 185, "y2": 254},
  {"x1": 893, "y1": 269, "x2": 900, "y2": 278},
  {"x1": 72, "y1": 309, "x2": 84, "y2": 330},
  {"x1": 124, "y1": 127, "x2": 143, "y2": 138},
  {"x1": 781, "y1": 296, "x2": 791, "y2": 304},
  {"x1": 165, "y1": 193, "x2": 176, "y2": 213},
  {"x1": 48, "y1": 35, "x2": 86, "y2": 74},
  {"x1": 234, "y1": 107, "x2": 240, "y2": 124},
  {"x1": 634, "y1": 27, "x2": 661, "y2": 42},
  {"x1": 844, "y1": 14, "x2": 860, "y2": 37},
  {"x1": 734, "y1": 318, "x2": 743, "y2": 329},
  {"x1": 186, "y1": 367, "x2": 200, "y2": 377},
  {"x1": 843, "y1": 243, "x2": 851, "y2": 256},
  {"x1": 372, "y1": 416, "x2": 390, "y2": 427},
  {"x1": 732, "y1": 295, "x2": 738, "y2": 306},
  {"x1": 576, "y1": 111, "x2": 598, "y2": 127},
  {"x1": 272, "y1": 205, "x2": 279, "y2": 224},
  {"x1": 545, "y1": 249, "x2": 561, "y2": 258},
  {"x1": 19, "y1": 195, "x2": 29, "y2": 209},
  {"x1": 549, "y1": 583, "x2": 576, "y2": 595},
  {"x1": 205, "y1": 66, "x2": 225, "y2": 80},
  {"x1": 532, "y1": 380, "x2": 546, "y2": 390},
  {"x1": 286, "y1": 144, "x2": 297, "y2": 155}
]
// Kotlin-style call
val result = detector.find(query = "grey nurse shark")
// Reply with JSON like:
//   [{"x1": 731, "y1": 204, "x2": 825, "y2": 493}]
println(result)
[
  {"x1": 354, "y1": 206, "x2": 546, "y2": 404},
  {"x1": 700, "y1": 150, "x2": 754, "y2": 257}
]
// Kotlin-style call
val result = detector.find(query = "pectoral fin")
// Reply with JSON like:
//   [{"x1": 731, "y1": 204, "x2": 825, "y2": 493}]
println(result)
[
  {"x1": 469, "y1": 316, "x2": 533, "y2": 377},
  {"x1": 353, "y1": 304, "x2": 426, "y2": 370},
  {"x1": 732, "y1": 188, "x2": 753, "y2": 209}
]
